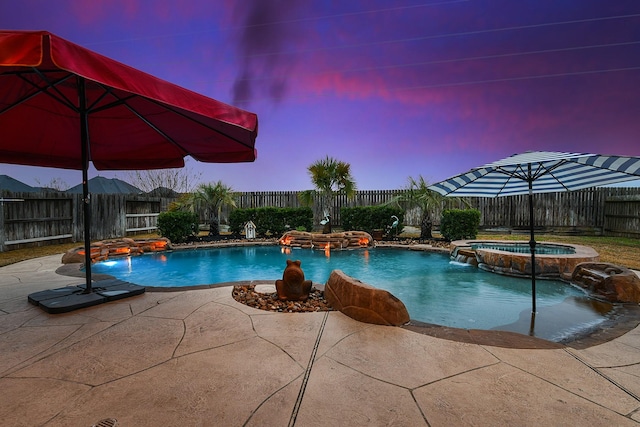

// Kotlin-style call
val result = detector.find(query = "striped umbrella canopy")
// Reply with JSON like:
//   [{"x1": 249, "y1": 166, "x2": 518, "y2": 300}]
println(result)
[
  {"x1": 428, "y1": 151, "x2": 640, "y2": 326},
  {"x1": 428, "y1": 151, "x2": 640, "y2": 197}
]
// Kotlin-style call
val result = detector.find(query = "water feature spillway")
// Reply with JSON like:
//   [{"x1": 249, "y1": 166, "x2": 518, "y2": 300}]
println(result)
[{"x1": 450, "y1": 240, "x2": 600, "y2": 279}]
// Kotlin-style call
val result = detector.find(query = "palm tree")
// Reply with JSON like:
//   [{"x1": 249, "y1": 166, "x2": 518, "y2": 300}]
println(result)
[
  {"x1": 299, "y1": 156, "x2": 357, "y2": 232},
  {"x1": 191, "y1": 181, "x2": 237, "y2": 237},
  {"x1": 387, "y1": 175, "x2": 467, "y2": 240}
]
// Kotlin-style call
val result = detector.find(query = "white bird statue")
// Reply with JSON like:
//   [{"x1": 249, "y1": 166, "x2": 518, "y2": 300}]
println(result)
[
  {"x1": 320, "y1": 210, "x2": 330, "y2": 225},
  {"x1": 390, "y1": 215, "x2": 399, "y2": 239}
]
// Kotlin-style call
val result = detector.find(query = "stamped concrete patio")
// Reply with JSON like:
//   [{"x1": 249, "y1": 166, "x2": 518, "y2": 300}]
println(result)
[{"x1": 1, "y1": 254, "x2": 639, "y2": 426}]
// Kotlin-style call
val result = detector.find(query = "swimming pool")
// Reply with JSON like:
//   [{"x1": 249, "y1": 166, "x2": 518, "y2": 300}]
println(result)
[{"x1": 91, "y1": 245, "x2": 612, "y2": 341}]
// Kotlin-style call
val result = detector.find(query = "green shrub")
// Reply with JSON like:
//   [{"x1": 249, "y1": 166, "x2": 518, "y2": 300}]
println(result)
[
  {"x1": 229, "y1": 209, "x2": 253, "y2": 235},
  {"x1": 229, "y1": 207, "x2": 313, "y2": 237},
  {"x1": 157, "y1": 211, "x2": 198, "y2": 243},
  {"x1": 439, "y1": 209, "x2": 481, "y2": 241},
  {"x1": 254, "y1": 207, "x2": 282, "y2": 236},
  {"x1": 283, "y1": 207, "x2": 314, "y2": 232},
  {"x1": 341, "y1": 206, "x2": 404, "y2": 235}
]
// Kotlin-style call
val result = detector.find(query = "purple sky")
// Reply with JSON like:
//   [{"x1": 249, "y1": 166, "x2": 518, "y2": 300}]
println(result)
[{"x1": 2, "y1": 0, "x2": 640, "y2": 191}]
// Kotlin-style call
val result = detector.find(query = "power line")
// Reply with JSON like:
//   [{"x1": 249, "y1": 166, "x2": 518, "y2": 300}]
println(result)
[
  {"x1": 75, "y1": 4, "x2": 640, "y2": 102},
  {"x1": 83, "y1": 1, "x2": 468, "y2": 46},
  {"x1": 396, "y1": 66, "x2": 640, "y2": 91},
  {"x1": 354, "y1": 41, "x2": 640, "y2": 73},
  {"x1": 219, "y1": 40, "x2": 640, "y2": 85},
  {"x1": 82, "y1": 6, "x2": 640, "y2": 63},
  {"x1": 236, "y1": 0, "x2": 469, "y2": 29},
  {"x1": 228, "y1": 66, "x2": 640, "y2": 104},
  {"x1": 247, "y1": 13, "x2": 640, "y2": 58}
]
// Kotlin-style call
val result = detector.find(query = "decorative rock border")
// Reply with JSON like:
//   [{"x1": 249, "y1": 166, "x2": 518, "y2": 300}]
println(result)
[
  {"x1": 61, "y1": 238, "x2": 172, "y2": 264},
  {"x1": 279, "y1": 230, "x2": 374, "y2": 249},
  {"x1": 232, "y1": 283, "x2": 333, "y2": 313},
  {"x1": 231, "y1": 269, "x2": 411, "y2": 327}
]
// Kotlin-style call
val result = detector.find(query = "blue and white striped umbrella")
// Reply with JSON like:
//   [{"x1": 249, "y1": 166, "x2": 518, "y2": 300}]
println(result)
[
  {"x1": 428, "y1": 151, "x2": 640, "y2": 197},
  {"x1": 427, "y1": 150, "x2": 640, "y2": 325}
]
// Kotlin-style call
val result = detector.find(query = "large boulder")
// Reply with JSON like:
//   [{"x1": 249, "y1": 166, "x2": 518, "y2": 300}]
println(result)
[
  {"x1": 570, "y1": 262, "x2": 640, "y2": 303},
  {"x1": 61, "y1": 246, "x2": 86, "y2": 264},
  {"x1": 324, "y1": 270, "x2": 410, "y2": 326}
]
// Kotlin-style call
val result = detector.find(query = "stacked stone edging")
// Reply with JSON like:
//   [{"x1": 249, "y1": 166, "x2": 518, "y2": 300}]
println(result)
[
  {"x1": 570, "y1": 262, "x2": 640, "y2": 303},
  {"x1": 450, "y1": 240, "x2": 599, "y2": 278},
  {"x1": 279, "y1": 230, "x2": 373, "y2": 249},
  {"x1": 61, "y1": 238, "x2": 171, "y2": 264}
]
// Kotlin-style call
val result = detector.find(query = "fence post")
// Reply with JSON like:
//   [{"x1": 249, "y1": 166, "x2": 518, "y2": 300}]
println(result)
[{"x1": 0, "y1": 200, "x2": 4, "y2": 252}]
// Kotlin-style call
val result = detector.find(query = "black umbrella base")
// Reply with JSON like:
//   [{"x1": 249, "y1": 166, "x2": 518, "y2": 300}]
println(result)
[{"x1": 28, "y1": 279, "x2": 145, "y2": 314}]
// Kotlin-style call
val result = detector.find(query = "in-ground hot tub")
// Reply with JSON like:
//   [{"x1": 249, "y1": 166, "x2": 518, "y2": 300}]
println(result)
[{"x1": 450, "y1": 240, "x2": 600, "y2": 279}]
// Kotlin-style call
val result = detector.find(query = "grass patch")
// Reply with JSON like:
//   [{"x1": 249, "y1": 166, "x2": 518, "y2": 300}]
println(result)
[
  {"x1": 476, "y1": 233, "x2": 640, "y2": 271},
  {"x1": 0, "y1": 242, "x2": 83, "y2": 268},
  {"x1": 0, "y1": 233, "x2": 160, "y2": 268}
]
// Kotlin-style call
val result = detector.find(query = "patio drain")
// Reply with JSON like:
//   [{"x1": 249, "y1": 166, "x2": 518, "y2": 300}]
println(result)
[{"x1": 92, "y1": 418, "x2": 118, "y2": 427}]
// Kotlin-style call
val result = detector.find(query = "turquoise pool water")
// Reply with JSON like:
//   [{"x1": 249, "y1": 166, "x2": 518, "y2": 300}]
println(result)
[
  {"x1": 91, "y1": 246, "x2": 612, "y2": 341},
  {"x1": 470, "y1": 242, "x2": 576, "y2": 255}
]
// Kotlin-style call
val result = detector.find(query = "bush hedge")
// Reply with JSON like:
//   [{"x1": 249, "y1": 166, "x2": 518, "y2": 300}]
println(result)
[
  {"x1": 157, "y1": 211, "x2": 198, "y2": 243},
  {"x1": 341, "y1": 206, "x2": 404, "y2": 235},
  {"x1": 439, "y1": 208, "x2": 481, "y2": 241},
  {"x1": 229, "y1": 207, "x2": 313, "y2": 237}
]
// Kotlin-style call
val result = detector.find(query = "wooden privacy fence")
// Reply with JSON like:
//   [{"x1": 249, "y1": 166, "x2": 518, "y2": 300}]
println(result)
[
  {"x1": 225, "y1": 190, "x2": 409, "y2": 227},
  {"x1": 223, "y1": 188, "x2": 640, "y2": 237},
  {"x1": 604, "y1": 194, "x2": 640, "y2": 238},
  {"x1": 466, "y1": 187, "x2": 640, "y2": 236},
  {"x1": 0, "y1": 187, "x2": 638, "y2": 251},
  {"x1": 0, "y1": 192, "x2": 74, "y2": 250},
  {"x1": 0, "y1": 192, "x2": 174, "y2": 251}
]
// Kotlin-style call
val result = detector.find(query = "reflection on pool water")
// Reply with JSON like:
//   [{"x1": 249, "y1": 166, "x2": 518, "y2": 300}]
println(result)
[{"x1": 91, "y1": 246, "x2": 613, "y2": 341}]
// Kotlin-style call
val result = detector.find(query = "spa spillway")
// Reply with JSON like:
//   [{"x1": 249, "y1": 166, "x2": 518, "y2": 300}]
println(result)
[{"x1": 450, "y1": 240, "x2": 600, "y2": 279}]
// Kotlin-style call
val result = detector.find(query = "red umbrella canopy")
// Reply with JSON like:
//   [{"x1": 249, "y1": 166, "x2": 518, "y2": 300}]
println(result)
[{"x1": 0, "y1": 30, "x2": 258, "y2": 171}]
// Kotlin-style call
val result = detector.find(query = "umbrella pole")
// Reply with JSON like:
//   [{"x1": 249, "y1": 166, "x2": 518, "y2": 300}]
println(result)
[
  {"x1": 79, "y1": 77, "x2": 93, "y2": 293},
  {"x1": 527, "y1": 166, "x2": 537, "y2": 319},
  {"x1": 81, "y1": 163, "x2": 92, "y2": 293}
]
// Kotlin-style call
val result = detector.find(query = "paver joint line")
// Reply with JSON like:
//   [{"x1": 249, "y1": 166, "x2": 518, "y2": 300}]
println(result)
[
  {"x1": 566, "y1": 348, "x2": 640, "y2": 403},
  {"x1": 288, "y1": 311, "x2": 329, "y2": 427}
]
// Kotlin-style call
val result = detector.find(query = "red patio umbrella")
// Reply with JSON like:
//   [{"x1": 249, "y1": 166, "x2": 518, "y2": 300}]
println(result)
[{"x1": 0, "y1": 30, "x2": 258, "y2": 306}]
